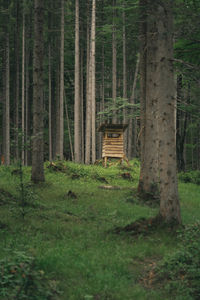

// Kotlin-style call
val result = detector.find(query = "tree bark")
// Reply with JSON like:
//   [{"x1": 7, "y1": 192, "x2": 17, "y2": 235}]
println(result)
[
  {"x1": 155, "y1": 0, "x2": 181, "y2": 223},
  {"x1": 112, "y1": 0, "x2": 117, "y2": 123},
  {"x1": 31, "y1": 0, "x2": 45, "y2": 183},
  {"x1": 5, "y1": 35, "x2": 10, "y2": 166},
  {"x1": 74, "y1": 0, "x2": 81, "y2": 163},
  {"x1": 59, "y1": 0, "x2": 64, "y2": 160}
]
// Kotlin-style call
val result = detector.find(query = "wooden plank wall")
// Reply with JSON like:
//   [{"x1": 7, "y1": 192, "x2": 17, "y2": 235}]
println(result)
[{"x1": 102, "y1": 129, "x2": 124, "y2": 158}]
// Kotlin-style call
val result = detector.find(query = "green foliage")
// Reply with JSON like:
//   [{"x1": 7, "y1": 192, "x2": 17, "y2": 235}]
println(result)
[
  {"x1": 0, "y1": 163, "x2": 200, "y2": 299},
  {"x1": 97, "y1": 97, "x2": 140, "y2": 123},
  {"x1": 0, "y1": 250, "x2": 57, "y2": 300},
  {"x1": 155, "y1": 223, "x2": 200, "y2": 299},
  {"x1": 179, "y1": 170, "x2": 200, "y2": 185}
]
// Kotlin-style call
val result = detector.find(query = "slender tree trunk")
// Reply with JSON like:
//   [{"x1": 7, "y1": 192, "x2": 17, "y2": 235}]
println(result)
[
  {"x1": 64, "y1": 91, "x2": 74, "y2": 161},
  {"x1": 59, "y1": 0, "x2": 64, "y2": 160},
  {"x1": 80, "y1": 48, "x2": 84, "y2": 163},
  {"x1": 112, "y1": 0, "x2": 117, "y2": 123},
  {"x1": 48, "y1": 44, "x2": 52, "y2": 161},
  {"x1": 25, "y1": 17, "x2": 31, "y2": 166},
  {"x1": 85, "y1": 0, "x2": 91, "y2": 164},
  {"x1": 128, "y1": 55, "x2": 139, "y2": 159},
  {"x1": 14, "y1": 0, "x2": 20, "y2": 162},
  {"x1": 22, "y1": 11, "x2": 25, "y2": 165},
  {"x1": 122, "y1": 3, "x2": 128, "y2": 155},
  {"x1": 91, "y1": 0, "x2": 96, "y2": 163},
  {"x1": 31, "y1": 0, "x2": 45, "y2": 183},
  {"x1": 74, "y1": 0, "x2": 81, "y2": 163},
  {"x1": 5, "y1": 35, "x2": 10, "y2": 165}
]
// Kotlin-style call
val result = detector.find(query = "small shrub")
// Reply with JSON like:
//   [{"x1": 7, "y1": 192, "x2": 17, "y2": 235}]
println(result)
[
  {"x1": 0, "y1": 250, "x2": 59, "y2": 300},
  {"x1": 179, "y1": 170, "x2": 200, "y2": 185},
  {"x1": 155, "y1": 222, "x2": 200, "y2": 299}
]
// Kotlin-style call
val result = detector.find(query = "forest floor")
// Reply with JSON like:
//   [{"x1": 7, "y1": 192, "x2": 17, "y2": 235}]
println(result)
[{"x1": 0, "y1": 160, "x2": 200, "y2": 300}]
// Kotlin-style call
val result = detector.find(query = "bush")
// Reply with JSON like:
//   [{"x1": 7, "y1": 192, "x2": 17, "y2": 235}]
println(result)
[
  {"x1": 0, "y1": 250, "x2": 59, "y2": 300},
  {"x1": 155, "y1": 223, "x2": 200, "y2": 299},
  {"x1": 179, "y1": 170, "x2": 200, "y2": 185}
]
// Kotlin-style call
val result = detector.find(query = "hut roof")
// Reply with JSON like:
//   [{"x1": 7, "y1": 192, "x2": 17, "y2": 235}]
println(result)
[{"x1": 98, "y1": 123, "x2": 128, "y2": 132}]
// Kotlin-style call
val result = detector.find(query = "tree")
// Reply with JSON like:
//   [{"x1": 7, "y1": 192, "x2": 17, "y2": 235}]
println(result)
[
  {"x1": 31, "y1": 0, "x2": 45, "y2": 183},
  {"x1": 74, "y1": 0, "x2": 81, "y2": 163},
  {"x1": 138, "y1": 0, "x2": 181, "y2": 224}
]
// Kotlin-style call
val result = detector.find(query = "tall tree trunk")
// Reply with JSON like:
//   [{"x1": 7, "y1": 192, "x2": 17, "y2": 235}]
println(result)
[
  {"x1": 85, "y1": 0, "x2": 92, "y2": 164},
  {"x1": 5, "y1": 35, "x2": 10, "y2": 165},
  {"x1": 80, "y1": 47, "x2": 84, "y2": 163},
  {"x1": 59, "y1": 0, "x2": 64, "y2": 160},
  {"x1": 156, "y1": 0, "x2": 181, "y2": 223},
  {"x1": 48, "y1": 44, "x2": 52, "y2": 161},
  {"x1": 128, "y1": 55, "x2": 139, "y2": 159},
  {"x1": 21, "y1": 11, "x2": 25, "y2": 165},
  {"x1": 74, "y1": 0, "x2": 81, "y2": 163},
  {"x1": 31, "y1": 0, "x2": 45, "y2": 183},
  {"x1": 112, "y1": 0, "x2": 117, "y2": 123},
  {"x1": 25, "y1": 16, "x2": 31, "y2": 166},
  {"x1": 14, "y1": 0, "x2": 20, "y2": 162},
  {"x1": 122, "y1": 3, "x2": 128, "y2": 155},
  {"x1": 91, "y1": 0, "x2": 96, "y2": 163},
  {"x1": 138, "y1": 0, "x2": 159, "y2": 196}
]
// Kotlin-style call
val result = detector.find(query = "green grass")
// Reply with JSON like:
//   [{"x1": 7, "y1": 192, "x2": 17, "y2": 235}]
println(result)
[{"x1": 0, "y1": 160, "x2": 200, "y2": 299}]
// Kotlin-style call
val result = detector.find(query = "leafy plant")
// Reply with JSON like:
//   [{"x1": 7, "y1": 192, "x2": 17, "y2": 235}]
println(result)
[
  {"x1": 179, "y1": 170, "x2": 200, "y2": 185},
  {"x1": 0, "y1": 250, "x2": 59, "y2": 300},
  {"x1": 155, "y1": 223, "x2": 200, "y2": 299}
]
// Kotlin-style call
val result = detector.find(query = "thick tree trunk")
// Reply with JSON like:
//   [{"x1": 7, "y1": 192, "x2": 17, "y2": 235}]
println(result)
[
  {"x1": 74, "y1": 0, "x2": 81, "y2": 163},
  {"x1": 31, "y1": 0, "x2": 45, "y2": 183},
  {"x1": 155, "y1": 0, "x2": 181, "y2": 223}
]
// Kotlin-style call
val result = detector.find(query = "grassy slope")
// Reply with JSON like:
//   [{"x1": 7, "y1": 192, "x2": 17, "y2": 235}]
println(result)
[{"x1": 0, "y1": 161, "x2": 200, "y2": 300}]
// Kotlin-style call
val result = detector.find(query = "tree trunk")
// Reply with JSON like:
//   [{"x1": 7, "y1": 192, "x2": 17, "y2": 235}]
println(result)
[
  {"x1": 59, "y1": 0, "x2": 64, "y2": 160},
  {"x1": 5, "y1": 35, "x2": 10, "y2": 165},
  {"x1": 112, "y1": 0, "x2": 117, "y2": 123},
  {"x1": 128, "y1": 55, "x2": 139, "y2": 159},
  {"x1": 155, "y1": 0, "x2": 181, "y2": 223},
  {"x1": 85, "y1": 0, "x2": 92, "y2": 164},
  {"x1": 91, "y1": 0, "x2": 96, "y2": 163},
  {"x1": 74, "y1": 0, "x2": 81, "y2": 163},
  {"x1": 122, "y1": 3, "x2": 128, "y2": 155},
  {"x1": 31, "y1": 0, "x2": 45, "y2": 183},
  {"x1": 48, "y1": 44, "x2": 52, "y2": 161},
  {"x1": 21, "y1": 11, "x2": 25, "y2": 165}
]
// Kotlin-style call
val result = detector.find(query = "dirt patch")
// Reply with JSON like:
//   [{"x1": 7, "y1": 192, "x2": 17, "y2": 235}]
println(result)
[{"x1": 114, "y1": 215, "x2": 180, "y2": 236}]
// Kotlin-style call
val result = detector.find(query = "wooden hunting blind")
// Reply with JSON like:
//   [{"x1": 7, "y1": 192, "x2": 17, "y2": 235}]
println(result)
[{"x1": 98, "y1": 123, "x2": 128, "y2": 166}]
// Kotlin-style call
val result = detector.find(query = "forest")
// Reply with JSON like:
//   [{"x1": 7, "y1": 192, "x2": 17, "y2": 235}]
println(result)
[{"x1": 0, "y1": 0, "x2": 200, "y2": 299}]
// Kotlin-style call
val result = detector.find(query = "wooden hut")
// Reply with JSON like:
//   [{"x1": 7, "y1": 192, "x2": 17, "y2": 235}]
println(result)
[{"x1": 98, "y1": 123, "x2": 128, "y2": 166}]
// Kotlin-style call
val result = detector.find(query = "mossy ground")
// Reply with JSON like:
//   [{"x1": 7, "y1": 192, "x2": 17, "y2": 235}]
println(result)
[{"x1": 0, "y1": 160, "x2": 199, "y2": 299}]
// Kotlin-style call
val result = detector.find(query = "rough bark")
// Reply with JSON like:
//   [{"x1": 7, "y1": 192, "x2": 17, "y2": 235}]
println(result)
[
  {"x1": 31, "y1": 0, "x2": 45, "y2": 183},
  {"x1": 156, "y1": 0, "x2": 181, "y2": 223}
]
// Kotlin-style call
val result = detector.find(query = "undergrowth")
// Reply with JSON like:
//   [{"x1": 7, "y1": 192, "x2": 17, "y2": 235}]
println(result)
[
  {"x1": 0, "y1": 160, "x2": 199, "y2": 299},
  {"x1": 154, "y1": 222, "x2": 200, "y2": 299}
]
